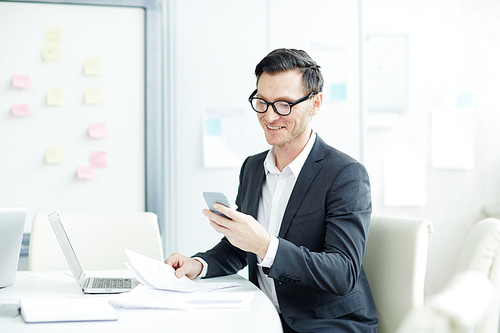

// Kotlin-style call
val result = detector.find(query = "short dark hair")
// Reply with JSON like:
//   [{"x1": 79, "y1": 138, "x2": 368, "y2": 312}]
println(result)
[{"x1": 254, "y1": 48, "x2": 324, "y2": 94}]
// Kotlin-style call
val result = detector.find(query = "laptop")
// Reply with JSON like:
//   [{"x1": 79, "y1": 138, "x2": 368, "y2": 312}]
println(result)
[
  {"x1": 48, "y1": 211, "x2": 139, "y2": 294},
  {"x1": 0, "y1": 207, "x2": 27, "y2": 288}
]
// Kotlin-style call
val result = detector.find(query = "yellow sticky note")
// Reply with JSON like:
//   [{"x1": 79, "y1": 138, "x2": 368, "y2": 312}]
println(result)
[
  {"x1": 46, "y1": 88, "x2": 66, "y2": 106},
  {"x1": 84, "y1": 87, "x2": 103, "y2": 105},
  {"x1": 84, "y1": 58, "x2": 102, "y2": 76},
  {"x1": 44, "y1": 27, "x2": 63, "y2": 44},
  {"x1": 45, "y1": 147, "x2": 65, "y2": 164},
  {"x1": 41, "y1": 44, "x2": 63, "y2": 62}
]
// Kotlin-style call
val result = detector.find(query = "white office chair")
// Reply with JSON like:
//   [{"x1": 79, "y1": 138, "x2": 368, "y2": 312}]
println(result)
[
  {"x1": 396, "y1": 270, "x2": 493, "y2": 333},
  {"x1": 363, "y1": 215, "x2": 434, "y2": 333},
  {"x1": 455, "y1": 218, "x2": 500, "y2": 333},
  {"x1": 29, "y1": 212, "x2": 164, "y2": 271}
]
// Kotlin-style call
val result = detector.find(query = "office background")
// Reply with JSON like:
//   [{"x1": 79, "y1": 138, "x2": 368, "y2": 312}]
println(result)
[
  {"x1": 163, "y1": 0, "x2": 362, "y2": 284},
  {"x1": 2, "y1": 0, "x2": 499, "y2": 299},
  {"x1": 361, "y1": 0, "x2": 500, "y2": 296},
  {"x1": 163, "y1": 0, "x2": 500, "y2": 298}
]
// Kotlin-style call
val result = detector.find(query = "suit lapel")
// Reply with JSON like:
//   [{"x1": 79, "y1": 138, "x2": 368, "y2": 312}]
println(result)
[
  {"x1": 245, "y1": 155, "x2": 267, "y2": 219},
  {"x1": 248, "y1": 172, "x2": 265, "y2": 219},
  {"x1": 278, "y1": 136, "x2": 325, "y2": 238}
]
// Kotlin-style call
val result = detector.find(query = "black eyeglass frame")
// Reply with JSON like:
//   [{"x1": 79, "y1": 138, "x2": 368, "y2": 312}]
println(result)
[{"x1": 248, "y1": 89, "x2": 316, "y2": 116}]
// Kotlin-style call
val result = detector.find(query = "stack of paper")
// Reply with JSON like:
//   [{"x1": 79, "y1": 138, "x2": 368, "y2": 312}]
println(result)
[
  {"x1": 125, "y1": 249, "x2": 241, "y2": 292},
  {"x1": 107, "y1": 250, "x2": 253, "y2": 310},
  {"x1": 108, "y1": 285, "x2": 254, "y2": 310}
]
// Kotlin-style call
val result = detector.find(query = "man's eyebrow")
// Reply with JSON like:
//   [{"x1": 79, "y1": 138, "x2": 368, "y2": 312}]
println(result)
[{"x1": 256, "y1": 93, "x2": 296, "y2": 102}]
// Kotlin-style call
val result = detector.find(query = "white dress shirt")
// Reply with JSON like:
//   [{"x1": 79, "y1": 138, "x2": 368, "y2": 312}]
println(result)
[{"x1": 257, "y1": 132, "x2": 317, "y2": 311}]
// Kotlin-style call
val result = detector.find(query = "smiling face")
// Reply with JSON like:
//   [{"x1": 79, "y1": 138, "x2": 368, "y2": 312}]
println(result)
[{"x1": 256, "y1": 70, "x2": 321, "y2": 160}]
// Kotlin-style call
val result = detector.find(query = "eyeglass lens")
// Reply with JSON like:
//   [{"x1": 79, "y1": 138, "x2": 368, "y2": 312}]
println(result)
[{"x1": 251, "y1": 99, "x2": 291, "y2": 115}]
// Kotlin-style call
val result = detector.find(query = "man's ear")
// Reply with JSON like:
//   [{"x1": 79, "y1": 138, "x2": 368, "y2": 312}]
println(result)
[{"x1": 309, "y1": 92, "x2": 323, "y2": 116}]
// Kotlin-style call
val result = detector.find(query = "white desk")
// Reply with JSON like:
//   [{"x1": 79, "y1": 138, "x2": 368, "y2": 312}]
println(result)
[{"x1": 0, "y1": 271, "x2": 283, "y2": 332}]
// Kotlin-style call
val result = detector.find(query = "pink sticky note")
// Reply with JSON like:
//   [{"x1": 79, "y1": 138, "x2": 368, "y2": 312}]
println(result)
[
  {"x1": 12, "y1": 75, "x2": 31, "y2": 89},
  {"x1": 76, "y1": 166, "x2": 96, "y2": 179},
  {"x1": 11, "y1": 104, "x2": 31, "y2": 116},
  {"x1": 88, "y1": 123, "x2": 107, "y2": 139},
  {"x1": 89, "y1": 151, "x2": 108, "y2": 168}
]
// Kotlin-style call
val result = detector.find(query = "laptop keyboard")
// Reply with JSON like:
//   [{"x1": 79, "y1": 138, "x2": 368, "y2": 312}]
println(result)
[{"x1": 91, "y1": 278, "x2": 132, "y2": 289}]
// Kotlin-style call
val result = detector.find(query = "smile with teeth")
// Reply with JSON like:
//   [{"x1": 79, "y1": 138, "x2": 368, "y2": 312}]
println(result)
[{"x1": 267, "y1": 125, "x2": 283, "y2": 130}]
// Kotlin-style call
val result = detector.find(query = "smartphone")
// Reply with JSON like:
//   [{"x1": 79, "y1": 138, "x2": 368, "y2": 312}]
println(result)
[{"x1": 202, "y1": 192, "x2": 231, "y2": 219}]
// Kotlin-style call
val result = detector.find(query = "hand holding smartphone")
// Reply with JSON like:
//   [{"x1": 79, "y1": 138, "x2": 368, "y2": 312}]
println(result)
[{"x1": 202, "y1": 192, "x2": 231, "y2": 219}]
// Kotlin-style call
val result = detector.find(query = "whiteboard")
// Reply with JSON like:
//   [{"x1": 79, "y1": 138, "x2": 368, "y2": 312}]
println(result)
[{"x1": 0, "y1": 0, "x2": 164, "y2": 235}]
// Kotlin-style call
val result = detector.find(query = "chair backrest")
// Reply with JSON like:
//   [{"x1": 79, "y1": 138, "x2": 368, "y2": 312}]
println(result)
[
  {"x1": 455, "y1": 218, "x2": 500, "y2": 333},
  {"x1": 29, "y1": 212, "x2": 164, "y2": 271},
  {"x1": 363, "y1": 215, "x2": 433, "y2": 333},
  {"x1": 396, "y1": 270, "x2": 493, "y2": 333}
]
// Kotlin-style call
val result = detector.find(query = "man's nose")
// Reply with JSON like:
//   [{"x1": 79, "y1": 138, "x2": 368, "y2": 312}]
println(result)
[{"x1": 264, "y1": 105, "x2": 281, "y2": 122}]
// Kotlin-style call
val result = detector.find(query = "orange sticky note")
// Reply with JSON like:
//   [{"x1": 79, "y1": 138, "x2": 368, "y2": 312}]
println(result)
[
  {"x1": 89, "y1": 151, "x2": 107, "y2": 168},
  {"x1": 12, "y1": 75, "x2": 31, "y2": 88},
  {"x1": 88, "y1": 123, "x2": 107, "y2": 138},
  {"x1": 12, "y1": 104, "x2": 31, "y2": 116},
  {"x1": 76, "y1": 166, "x2": 96, "y2": 179}
]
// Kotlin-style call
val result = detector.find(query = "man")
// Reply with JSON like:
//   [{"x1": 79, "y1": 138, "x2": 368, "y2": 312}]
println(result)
[{"x1": 166, "y1": 49, "x2": 378, "y2": 332}]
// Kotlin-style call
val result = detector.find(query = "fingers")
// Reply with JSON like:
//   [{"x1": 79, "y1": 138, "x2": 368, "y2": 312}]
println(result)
[
  {"x1": 173, "y1": 263, "x2": 189, "y2": 278},
  {"x1": 213, "y1": 204, "x2": 235, "y2": 219},
  {"x1": 165, "y1": 253, "x2": 183, "y2": 268},
  {"x1": 203, "y1": 204, "x2": 238, "y2": 226},
  {"x1": 203, "y1": 208, "x2": 228, "y2": 227},
  {"x1": 164, "y1": 254, "x2": 202, "y2": 280}
]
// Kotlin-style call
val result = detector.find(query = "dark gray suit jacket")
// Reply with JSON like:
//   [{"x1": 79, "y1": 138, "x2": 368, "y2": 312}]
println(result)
[{"x1": 196, "y1": 135, "x2": 379, "y2": 332}]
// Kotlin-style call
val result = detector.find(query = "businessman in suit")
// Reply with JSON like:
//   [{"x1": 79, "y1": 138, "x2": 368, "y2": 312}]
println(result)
[{"x1": 165, "y1": 49, "x2": 378, "y2": 332}]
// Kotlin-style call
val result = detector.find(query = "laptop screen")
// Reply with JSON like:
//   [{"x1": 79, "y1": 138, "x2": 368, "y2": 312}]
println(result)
[
  {"x1": 48, "y1": 212, "x2": 84, "y2": 284},
  {"x1": 0, "y1": 207, "x2": 26, "y2": 288}
]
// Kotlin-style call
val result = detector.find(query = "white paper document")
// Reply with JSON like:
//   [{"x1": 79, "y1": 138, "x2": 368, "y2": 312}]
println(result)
[
  {"x1": 20, "y1": 298, "x2": 117, "y2": 323},
  {"x1": 109, "y1": 284, "x2": 254, "y2": 310},
  {"x1": 125, "y1": 249, "x2": 241, "y2": 292}
]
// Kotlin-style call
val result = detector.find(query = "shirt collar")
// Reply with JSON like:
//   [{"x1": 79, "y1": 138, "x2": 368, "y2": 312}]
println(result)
[{"x1": 263, "y1": 131, "x2": 317, "y2": 177}]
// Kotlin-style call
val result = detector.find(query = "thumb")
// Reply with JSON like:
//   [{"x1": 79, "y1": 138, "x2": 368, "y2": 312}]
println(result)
[{"x1": 174, "y1": 265, "x2": 188, "y2": 278}]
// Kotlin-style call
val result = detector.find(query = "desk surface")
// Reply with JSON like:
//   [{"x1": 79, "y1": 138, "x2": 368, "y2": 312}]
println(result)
[{"x1": 0, "y1": 271, "x2": 282, "y2": 333}]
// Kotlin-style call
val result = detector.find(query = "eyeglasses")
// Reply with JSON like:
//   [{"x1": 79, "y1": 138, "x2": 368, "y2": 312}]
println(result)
[{"x1": 248, "y1": 89, "x2": 315, "y2": 116}]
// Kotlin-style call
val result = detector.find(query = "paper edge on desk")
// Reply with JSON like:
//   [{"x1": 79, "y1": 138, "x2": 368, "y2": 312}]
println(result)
[
  {"x1": 20, "y1": 298, "x2": 118, "y2": 323},
  {"x1": 108, "y1": 284, "x2": 254, "y2": 310}
]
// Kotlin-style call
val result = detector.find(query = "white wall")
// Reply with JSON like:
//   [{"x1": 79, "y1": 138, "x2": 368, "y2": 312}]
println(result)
[
  {"x1": 362, "y1": 0, "x2": 500, "y2": 295},
  {"x1": 164, "y1": 0, "x2": 269, "y2": 259}
]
